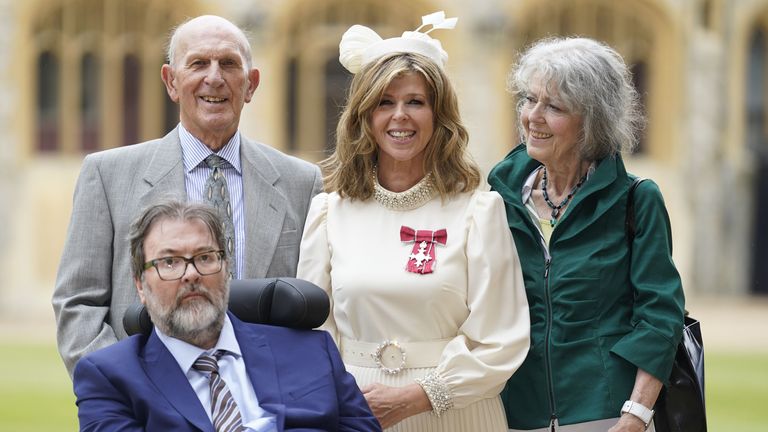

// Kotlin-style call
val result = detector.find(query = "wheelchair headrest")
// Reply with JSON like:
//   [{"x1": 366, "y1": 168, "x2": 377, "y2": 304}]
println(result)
[{"x1": 123, "y1": 277, "x2": 329, "y2": 336}]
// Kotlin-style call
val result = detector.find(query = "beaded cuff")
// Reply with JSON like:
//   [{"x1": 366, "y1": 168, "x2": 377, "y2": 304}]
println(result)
[{"x1": 415, "y1": 371, "x2": 454, "y2": 416}]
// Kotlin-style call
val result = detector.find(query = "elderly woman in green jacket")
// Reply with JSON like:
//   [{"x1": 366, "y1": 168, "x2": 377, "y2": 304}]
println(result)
[{"x1": 488, "y1": 37, "x2": 685, "y2": 432}]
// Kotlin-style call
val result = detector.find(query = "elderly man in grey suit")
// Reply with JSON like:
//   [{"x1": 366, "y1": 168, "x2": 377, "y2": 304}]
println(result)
[{"x1": 52, "y1": 15, "x2": 323, "y2": 376}]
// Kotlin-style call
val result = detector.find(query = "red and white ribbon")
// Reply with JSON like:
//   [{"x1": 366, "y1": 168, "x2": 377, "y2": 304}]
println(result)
[{"x1": 400, "y1": 226, "x2": 447, "y2": 274}]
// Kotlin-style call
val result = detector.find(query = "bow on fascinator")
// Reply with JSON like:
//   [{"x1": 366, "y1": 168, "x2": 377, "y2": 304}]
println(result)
[{"x1": 339, "y1": 11, "x2": 458, "y2": 73}]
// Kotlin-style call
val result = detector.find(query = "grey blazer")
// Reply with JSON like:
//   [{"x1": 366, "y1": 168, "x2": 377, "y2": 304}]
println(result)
[{"x1": 52, "y1": 128, "x2": 322, "y2": 376}]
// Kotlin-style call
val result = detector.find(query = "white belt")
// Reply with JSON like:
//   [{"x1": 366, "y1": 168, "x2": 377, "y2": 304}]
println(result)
[{"x1": 340, "y1": 337, "x2": 450, "y2": 374}]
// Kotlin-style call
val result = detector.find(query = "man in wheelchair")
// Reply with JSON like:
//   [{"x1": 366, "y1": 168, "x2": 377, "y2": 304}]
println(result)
[{"x1": 72, "y1": 200, "x2": 379, "y2": 432}]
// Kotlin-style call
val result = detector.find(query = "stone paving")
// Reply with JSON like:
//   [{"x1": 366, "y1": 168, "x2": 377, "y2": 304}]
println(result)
[{"x1": 685, "y1": 295, "x2": 768, "y2": 353}]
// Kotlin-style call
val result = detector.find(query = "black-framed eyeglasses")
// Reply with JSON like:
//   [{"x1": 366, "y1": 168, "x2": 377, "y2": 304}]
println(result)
[{"x1": 143, "y1": 250, "x2": 226, "y2": 281}]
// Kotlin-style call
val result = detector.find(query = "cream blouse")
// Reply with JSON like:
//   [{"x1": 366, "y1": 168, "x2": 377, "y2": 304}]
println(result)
[{"x1": 297, "y1": 189, "x2": 530, "y2": 409}]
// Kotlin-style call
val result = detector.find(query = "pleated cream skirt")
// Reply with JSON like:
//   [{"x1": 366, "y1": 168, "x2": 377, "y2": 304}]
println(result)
[{"x1": 347, "y1": 364, "x2": 508, "y2": 432}]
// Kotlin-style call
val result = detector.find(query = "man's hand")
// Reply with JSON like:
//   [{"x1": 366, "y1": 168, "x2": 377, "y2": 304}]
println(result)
[{"x1": 361, "y1": 382, "x2": 432, "y2": 429}]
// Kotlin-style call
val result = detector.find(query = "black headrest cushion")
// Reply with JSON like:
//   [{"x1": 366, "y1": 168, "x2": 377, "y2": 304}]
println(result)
[{"x1": 123, "y1": 277, "x2": 329, "y2": 336}]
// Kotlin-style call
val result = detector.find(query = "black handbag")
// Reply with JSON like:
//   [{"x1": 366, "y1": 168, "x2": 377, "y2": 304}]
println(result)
[
  {"x1": 654, "y1": 315, "x2": 707, "y2": 432},
  {"x1": 626, "y1": 178, "x2": 707, "y2": 432}
]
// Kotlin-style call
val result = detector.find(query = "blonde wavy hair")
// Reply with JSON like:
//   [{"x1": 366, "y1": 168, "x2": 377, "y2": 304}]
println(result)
[{"x1": 321, "y1": 52, "x2": 480, "y2": 199}]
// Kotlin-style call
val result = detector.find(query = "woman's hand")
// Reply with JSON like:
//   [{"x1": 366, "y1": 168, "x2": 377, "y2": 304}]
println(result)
[
  {"x1": 361, "y1": 382, "x2": 432, "y2": 428},
  {"x1": 607, "y1": 413, "x2": 647, "y2": 432},
  {"x1": 608, "y1": 368, "x2": 663, "y2": 432}
]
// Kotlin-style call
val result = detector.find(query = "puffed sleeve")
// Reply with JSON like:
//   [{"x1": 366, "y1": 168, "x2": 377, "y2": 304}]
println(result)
[
  {"x1": 296, "y1": 193, "x2": 339, "y2": 343},
  {"x1": 417, "y1": 191, "x2": 531, "y2": 412},
  {"x1": 610, "y1": 180, "x2": 685, "y2": 381}
]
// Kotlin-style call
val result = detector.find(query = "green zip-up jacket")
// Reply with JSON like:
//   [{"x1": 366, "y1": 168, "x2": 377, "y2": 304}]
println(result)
[{"x1": 488, "y1": 144, "x2": 685, "y2": 429}]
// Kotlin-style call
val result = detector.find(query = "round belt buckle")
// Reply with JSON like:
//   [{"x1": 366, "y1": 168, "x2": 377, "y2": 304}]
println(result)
[{"x1": 372, "y1": 340, "x2": 407, "y2": 375}]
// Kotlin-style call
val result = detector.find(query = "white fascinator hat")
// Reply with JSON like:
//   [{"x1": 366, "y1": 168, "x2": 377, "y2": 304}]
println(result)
[{"x1": 339, "y1": 11, "x2": 458, "y2": 74}]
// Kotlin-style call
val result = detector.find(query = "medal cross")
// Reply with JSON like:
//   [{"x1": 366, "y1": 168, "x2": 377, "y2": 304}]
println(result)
[{"x1": 409, "y1": 241, "x2": 432, "y2": 268}]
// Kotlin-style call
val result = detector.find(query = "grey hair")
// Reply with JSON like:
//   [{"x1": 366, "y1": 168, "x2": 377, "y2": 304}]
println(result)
[
  {"x1": 129, "y1": 199, "x2": 228, "y2": 280},
  {"x1": 508, "y1": 37, "x2": 645, "y2": 160},
  {"x1": 165, "y1": 15, "x2": 253, "y2": 70}
]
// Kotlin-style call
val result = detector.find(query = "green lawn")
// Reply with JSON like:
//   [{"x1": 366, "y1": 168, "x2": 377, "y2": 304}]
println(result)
[
  {"x1": 705, "y1": 351, "x2": 767, "y2": 431},
  {"x1": 0, "y1": 343, "x2": 77, "y2": 431},
  {"x1": 0, "y1": 343, "x2": 764, "y2": 431}
]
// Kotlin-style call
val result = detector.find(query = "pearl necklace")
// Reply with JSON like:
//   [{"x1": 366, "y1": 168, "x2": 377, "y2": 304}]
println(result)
[
  {"x1": 541, "y1": 166, "x2": 587, "y2": 227},
  {"x1": 373, "y1": 168, "x2": 436, "y2": 211}
]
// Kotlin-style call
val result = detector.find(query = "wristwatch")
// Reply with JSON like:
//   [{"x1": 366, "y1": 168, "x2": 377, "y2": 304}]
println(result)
[{"x1": 621, "y1": 400, "x2": 654, "y2": 428}]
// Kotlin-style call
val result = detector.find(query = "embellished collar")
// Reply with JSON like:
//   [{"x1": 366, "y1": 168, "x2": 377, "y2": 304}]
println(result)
[{"x1": 373, "y1": 168, "x2": 436, "y2": 211}]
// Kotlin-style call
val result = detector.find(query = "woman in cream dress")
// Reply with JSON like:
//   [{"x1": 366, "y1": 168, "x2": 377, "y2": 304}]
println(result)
[{"x1": 297, "y1": 12, "x2": 530, "y2": 431}]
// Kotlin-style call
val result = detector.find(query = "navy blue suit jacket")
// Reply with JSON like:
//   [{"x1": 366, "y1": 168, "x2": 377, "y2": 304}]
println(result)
[{"x1": 73, "y1": 313, "x2": 380, "y2": 431}]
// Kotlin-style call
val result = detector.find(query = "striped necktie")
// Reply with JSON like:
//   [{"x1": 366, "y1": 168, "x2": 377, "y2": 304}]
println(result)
[
  {"x1": 193, "y1": 350, "x2": 246, "y2": 432},
  {"x1": 204, "y1": 155, "x2": 236, "y2": 278}
]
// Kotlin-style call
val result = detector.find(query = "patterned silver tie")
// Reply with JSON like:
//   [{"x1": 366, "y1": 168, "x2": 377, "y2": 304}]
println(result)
[
  {"x1": 204, "y1": 155, "x2": 236, "y2": 278},
  {"x1": 193, "y1": 351, "x2": 246, "y2": 432}
]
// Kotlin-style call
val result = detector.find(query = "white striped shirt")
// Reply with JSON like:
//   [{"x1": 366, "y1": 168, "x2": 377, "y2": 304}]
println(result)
[
  {"x1": 178, "y1": 124, "x2": 245, "y2": 279},
  {"x1": 156, "y1": 316, "x2": 277, "y2": 431}
]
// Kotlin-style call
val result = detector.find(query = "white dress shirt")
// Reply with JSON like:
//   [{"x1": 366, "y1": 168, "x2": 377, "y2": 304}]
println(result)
[
  {"x1": 155, "y1": 315, "x2": 276, "y2": 432},
  {"x1": 179, "y1": 124, "x2": 246, "y2": 279}
]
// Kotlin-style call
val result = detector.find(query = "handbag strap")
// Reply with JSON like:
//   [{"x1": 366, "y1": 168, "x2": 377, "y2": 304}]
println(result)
[
  {"x1": 625, "y1": 177, "x2": 647, "y2": 243},
  {"x1": 627, "y1": 178, "x2": 695, "y2": 319}
]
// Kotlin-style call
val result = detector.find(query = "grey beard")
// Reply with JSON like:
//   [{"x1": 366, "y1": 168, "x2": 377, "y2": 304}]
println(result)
[{"x1": 144, "y1": 280, "x2": 229, "y2": 347}]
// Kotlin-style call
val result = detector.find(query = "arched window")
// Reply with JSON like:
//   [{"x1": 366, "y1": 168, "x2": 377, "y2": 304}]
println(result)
[
  {"x1": 36, "y1": 51, "x2": 59, "y2": 152},
  {"x1": 122, "y1": 55, "x2": 141, "y2": 146},
  {"x1": 516, "y1": 1, "x2": 655, "y2": 155},
  {"x1": 747, "y1": 29, "x2": 766, "y2": 151},
  {"x1": 281, "y1": 1, "x2": 427, "y2": 160},
  {"x1": 80, "y1": 53, "x2": 101, "y2": 152},
  {"x1": 631, "y1": 61, "x2": 648, "y2": 153},
  {"x1": 286, "y1": 57, "x2": 299, "y2": 152},
  {"x1": 324, "y1": 57, "x2": 351, "y2": 152},
  {"x1": 31, "y1": 1, "x2": 192, "y2": 154},
  {"x1": 163, "y1": 78, "x2": 180, "y2": 136},
  {"x1": 748, "y1": 28, "x2": 768, "y2": 294},
  {"x1": 700, "y1": 0, "x2": 714, "y2": 30}
]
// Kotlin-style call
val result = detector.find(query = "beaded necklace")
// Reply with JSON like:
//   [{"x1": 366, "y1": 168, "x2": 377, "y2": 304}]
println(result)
[
  {"x1": 372, "y1": 168, "x2": 436, "y2": 211},
  {"x1": 541, "y1": 166, "x2": 587, "y2": 227}
]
